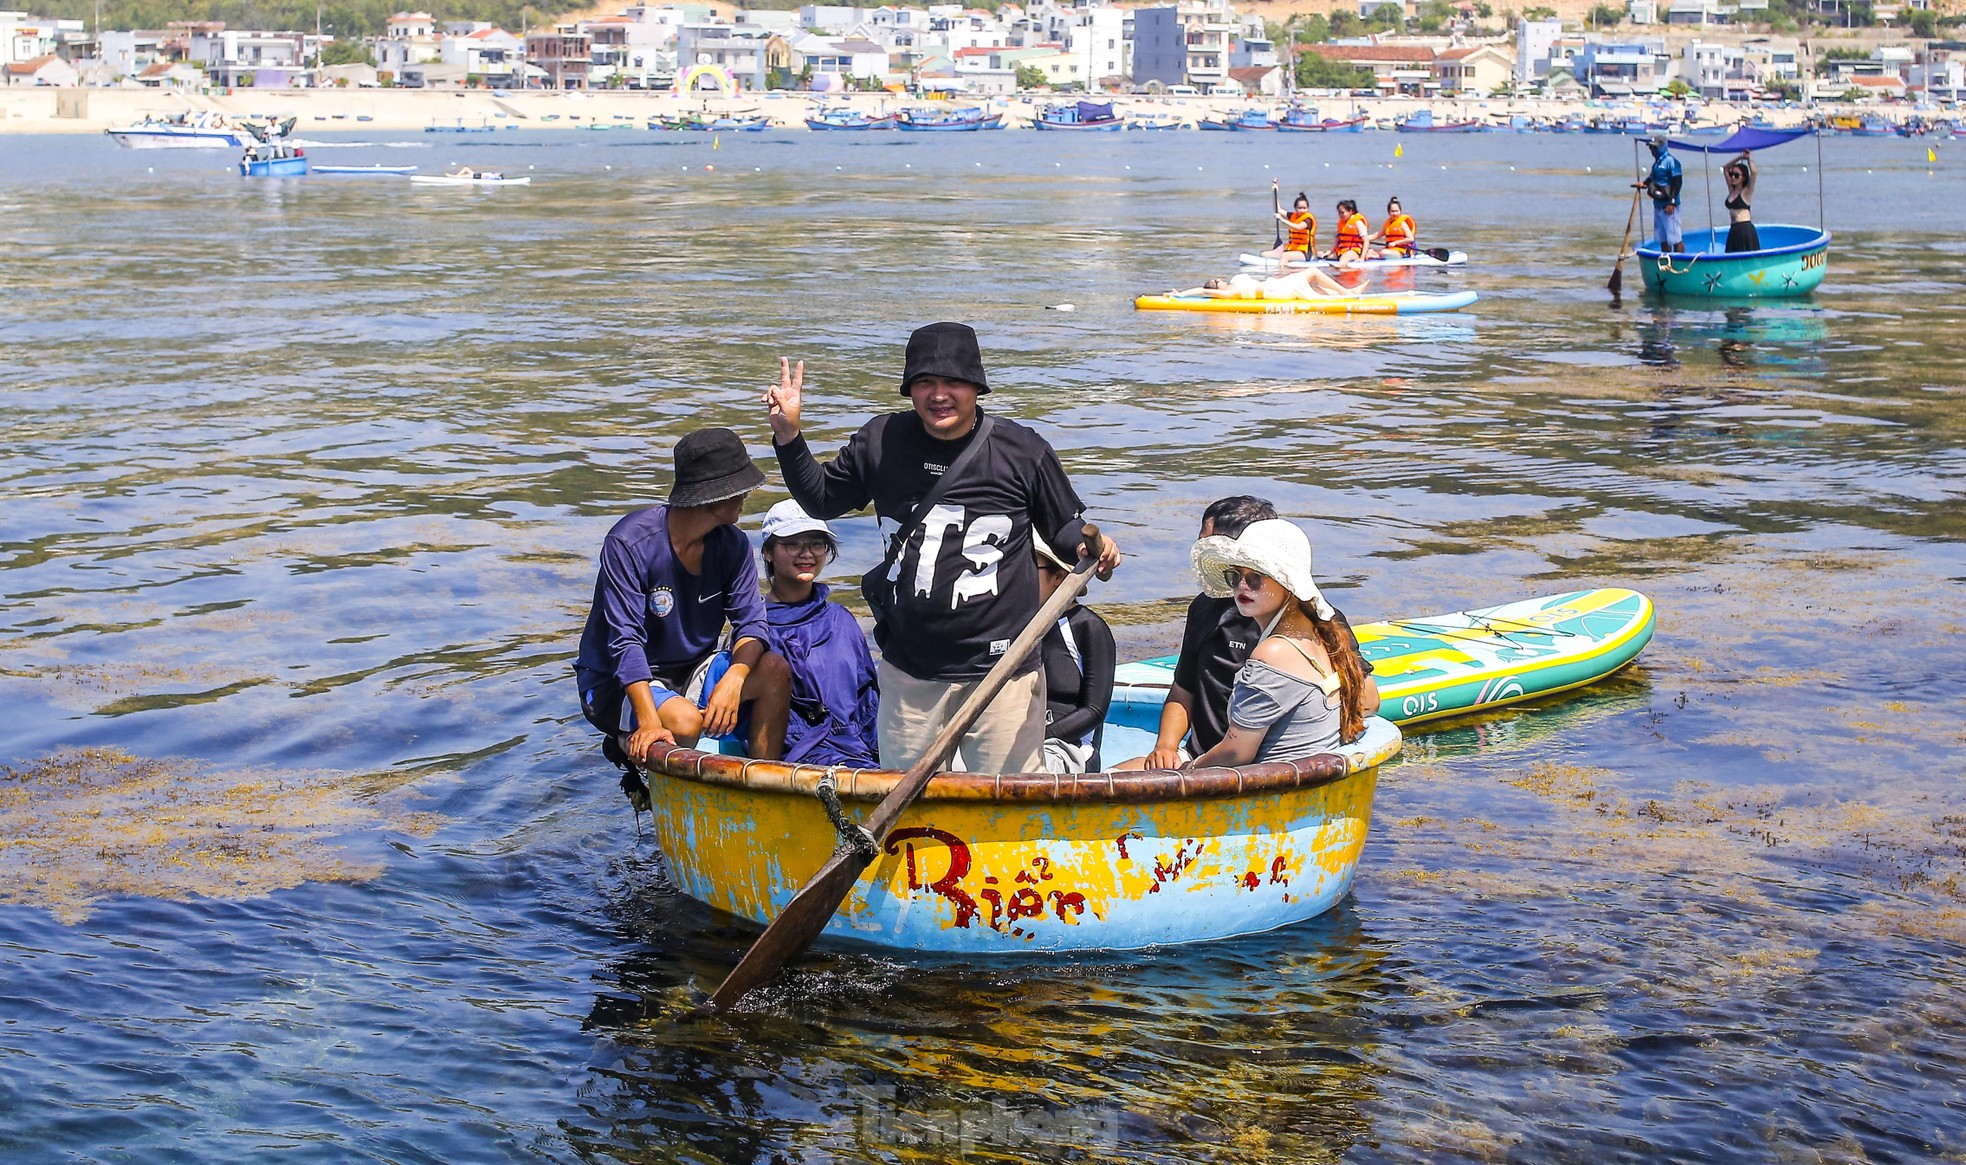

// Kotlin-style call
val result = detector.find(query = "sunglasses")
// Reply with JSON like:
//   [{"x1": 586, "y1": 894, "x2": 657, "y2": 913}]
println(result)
[{"x1": 1222, "y1": 568, "x2": 1270, "y2": 593}]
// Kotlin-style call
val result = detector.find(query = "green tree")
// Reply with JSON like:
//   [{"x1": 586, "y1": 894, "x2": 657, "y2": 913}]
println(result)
[
  {"x1": 1329, "y1": 8, "x2": 1363, "y2": 36},
  {"x1": 320, "y1": 40, "x2": 374, "y2": 67},
  {"x1": 1523, "y1": 5, "x2": 1557, "y2": 19},
  {"x1": 1364, "y1": 4, "x2": 1403, "y2": 31},
  {"x1": 1293, "y1": 13, "x2": 1332, "y2": 42},
  {"x1": 1014, "y1": 62, "x2": 1046, "y2": 90},
  {"x1": 1589, "y1": 3, "x2": 1623, "y2": 27},
  {"x1": 1908, "y1": 8, "x2": 1937, "y2": 36},
  {"x1": 1415, "y1": 0, "x2": 1457, "y2": 32},
  {"x1": 1814, "y1": 46, "x2": 1868, "y2": 75},
  {"x1": 1664, "y1": 78, "x2": 1692, "y2": 97},
  {"x1": 1294, "y1": 52, "x2": 1374, "y2": 90}
]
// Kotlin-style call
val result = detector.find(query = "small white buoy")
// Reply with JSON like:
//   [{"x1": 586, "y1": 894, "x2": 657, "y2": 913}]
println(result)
[
  {"x1": 1510, "y1": 166, "x2": 1516, "y2": 171},
  {"x1": 904, "y1": 163, "x2": 911, "y2": 168},
  {"x1": 1262, "y1": 164, "x2": 1269, "y2": 170},
  {"x1": 683, "y1": 166, "x2": 690, "y2": 171},
  {"x1": 528, "y1": 165, "x2": 535, "y2": 170},
  {"x1": 147, "y1": 167, "x2": 153, "y2": 173},
  {"x1": 976, "y1": 162, "x2": 983, "y2": 167},
  {"x1": 1586, "y1": 166, "x2": 1592, "y2": 172},
  {"x1": 754, "y1": 167, "x2": 761, "y2": 172},
  {"x1": 1196, "y1": 166, "x2": 1203, "y2": 171},
  {"x1": 605, "y1": 164, "x2": 611, "y2": 170},
  {"x1": 1047, "y1": 303, "x2": 1076, "y2": 312},
  {"x1": 1124, "y1": 165, "x2": 1130, "y2": 170},
  {"x1": 836, "y1": 165, "x2": 842, "y2": 170},
  {"x1": 1323, "y1": 162, "x2": 1330, "y2": 167}
]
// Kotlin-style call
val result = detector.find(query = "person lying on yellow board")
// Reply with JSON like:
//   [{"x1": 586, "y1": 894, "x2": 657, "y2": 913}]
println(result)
[{"x1": 1170, "y1": 267, "x2": 1368, "y2": 301}]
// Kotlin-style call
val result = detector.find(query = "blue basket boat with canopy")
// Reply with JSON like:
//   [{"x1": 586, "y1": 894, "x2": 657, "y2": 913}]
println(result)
[{"x1": 1632, "y1": 126, "x2": 1830, "y2": 300}]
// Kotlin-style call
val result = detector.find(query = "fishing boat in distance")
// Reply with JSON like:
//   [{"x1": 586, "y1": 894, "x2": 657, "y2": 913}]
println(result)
[
  {"x1": 1396, "y1": 109, "x2": 1482, "y2": 133},
  {"x1": 632, "y1": 588, "x2": 1649, "y2": 953},
  {"x1": 895, "y1": 106, "x2": 1004, "y2": 131},
  {"x1": 106, "y1": 110, "x2": 246, "y2": 149},
  {"x1": 805, "y1": 107, "x2": 896, "y2": 131},
  {"x1": 1276, "y1": 107, "x2": 1368, "y2": 133},
  {"x1": 1034, "y1": 99, "x2": 1124, "y2": 131},
  {"x1": 1633, "y1": 126, "x2": 1829, "y2": 299},
  {"x1": 409, "y1": 167, "x2": 532, "y2": 186},
  {"x1": 237, "y1": 117, "x2": 306, "y2": 178}
]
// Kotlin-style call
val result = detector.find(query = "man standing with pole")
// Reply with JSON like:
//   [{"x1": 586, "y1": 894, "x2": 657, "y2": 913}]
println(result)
[
  {"x1": 1641, "y1": 135, "x2": 1685, "y2": 255},
  {"x1": 764, "y1": 322, "x2": 1120, "y2": 774}
]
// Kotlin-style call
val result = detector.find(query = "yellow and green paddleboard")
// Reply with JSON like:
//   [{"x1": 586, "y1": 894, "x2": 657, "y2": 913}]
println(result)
[{"x1": 1109, "y1": 588, "x2": 1654, "y2": 730}]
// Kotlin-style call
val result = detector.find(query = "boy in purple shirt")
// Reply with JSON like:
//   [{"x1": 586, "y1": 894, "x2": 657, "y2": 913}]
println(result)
[{"x1": 575, "y1": 428, "x2": 792, "y2": 768}]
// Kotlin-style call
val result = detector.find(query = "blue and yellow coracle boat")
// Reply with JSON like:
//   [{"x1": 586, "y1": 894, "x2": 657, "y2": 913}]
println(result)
[{"x1": 1636, "y1": 224, "x2": 1830, "y2": 299}]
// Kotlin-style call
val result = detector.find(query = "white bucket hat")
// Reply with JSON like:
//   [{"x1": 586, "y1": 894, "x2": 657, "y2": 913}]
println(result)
[
  {"x1": 1190, "y1": 518, "x2": 1336, "y2": 621},
  {"x1": 759, "y1": 499, "x2": 833, "y2": 542}
]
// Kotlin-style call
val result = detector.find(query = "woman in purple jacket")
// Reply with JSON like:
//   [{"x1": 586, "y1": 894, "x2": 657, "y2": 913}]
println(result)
[{"x1": 758, "y1": 501, "x2": 880, "y2": 767}]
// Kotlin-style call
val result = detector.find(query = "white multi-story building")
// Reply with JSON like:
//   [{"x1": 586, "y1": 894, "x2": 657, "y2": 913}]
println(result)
[
  {"x1": 1, "y1": 10, "x2": 82, "y2": 66},
  {"x1": 1514, "y1": 16, "x2": 1563, "y2": 87}
]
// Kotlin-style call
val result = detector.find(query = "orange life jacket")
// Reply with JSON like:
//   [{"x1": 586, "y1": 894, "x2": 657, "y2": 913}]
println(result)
[
  {"x1": 1383, "y1": 213, "x2": 1416, "y2": 250},
  {"x1": 1336, "y1": 213, "x2": 1368, "y2": 255},
  {"x1": 1286, "y1": 210, "x2": 1315, "y2": 254}
]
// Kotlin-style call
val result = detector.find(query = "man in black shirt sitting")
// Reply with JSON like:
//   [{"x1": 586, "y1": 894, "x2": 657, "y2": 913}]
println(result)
[
  {"x1": 766, "y1": 322, "x2": 1120, "y2": 774},
  {"x1": 1118, "y1": 496, "x2": 1372, "y2": 770}
]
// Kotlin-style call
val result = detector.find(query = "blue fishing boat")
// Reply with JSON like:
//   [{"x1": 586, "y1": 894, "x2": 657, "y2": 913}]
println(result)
[
  {"x1": 239, "y1": 145, "x2": 308, "y2": 178},
  {"x1": 895, "y1": 107, "x2": 1004, "y2": 131},
  {"x1": 1034, "y1": 99, "x2": 1124, "y2": 131},
  {"x1": 1397, "y1": 109, "x2": 1481, "y2": 133},
  {"x1": 1630, "y1": 126, "x2": 1828, "y2": 300},
  {"x1": 1851, "y1": 114, "x2": 1895, "y2": 137},
  {"x1": 707, "y1": 115, "x2": 771, "y2": 132},
  {"x1": 1225, "y1": 108, "x2": 1277, "y2": 131},
  {"x1": 1127, "y1": 117, "x2": 1184, "y2": 131},
  {"x1": 1276, "y1": 107, "x2": 1367, "y2": 132},
  {"x1": 805, "y1": 108, "x2": 896, "y2": 131}
]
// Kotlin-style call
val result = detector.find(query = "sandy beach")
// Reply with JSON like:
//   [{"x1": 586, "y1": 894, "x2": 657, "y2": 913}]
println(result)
[{"x1": 0, "y1": 84, "x2": 1835, "y2": 136}]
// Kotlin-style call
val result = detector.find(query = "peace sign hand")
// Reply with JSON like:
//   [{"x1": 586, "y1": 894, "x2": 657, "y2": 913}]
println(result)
[{"x1": 765, "y1": 357, "x2": 804, "y2": 445}]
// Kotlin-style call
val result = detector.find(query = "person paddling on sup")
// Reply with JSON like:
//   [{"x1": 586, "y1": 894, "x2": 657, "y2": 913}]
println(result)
[
  {"x1": 1114, "y1": 497, "x2": 1375, "y2": 770},
  {"x1": 575, "y1": 428, "x2": 796, "y2": 787},
  {"x1": 1327, "y1": 199, "x2": 1370, "y2": 265},
  {"x1": 1369, "y1": 196, "x2": 1417, "y2": 258},
  {"x1": 765, "y1": 323, "x2": 1121, "y2": 774},
  {"x1": 1639, "y1": 136, "x2": 1685, "y2": 255},
  {"x1": 1262, "y1": 186, "x2": 1316, "y2": 262}
]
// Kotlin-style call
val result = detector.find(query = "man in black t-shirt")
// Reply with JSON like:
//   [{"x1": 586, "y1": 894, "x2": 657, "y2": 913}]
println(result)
[
  {"x1": 1120, "y1": 496, "x2": 1371, "y2": 770},
  {"x1": 765, "y1": 322, "x2": 1121, "y2": 773}
]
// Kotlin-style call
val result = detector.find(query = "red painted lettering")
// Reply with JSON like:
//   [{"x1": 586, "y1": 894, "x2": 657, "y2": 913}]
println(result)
[{"x1": 883, "y1": 826, "x2": 978, "y2": 928}]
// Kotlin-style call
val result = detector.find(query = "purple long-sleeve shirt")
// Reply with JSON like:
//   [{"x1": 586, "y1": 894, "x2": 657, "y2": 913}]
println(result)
[{"x1": 574, "y1": 505, "x2": 768, "y2": 697}]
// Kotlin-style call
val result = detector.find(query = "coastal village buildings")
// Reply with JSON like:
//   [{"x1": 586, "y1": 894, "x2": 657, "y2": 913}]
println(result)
[{"x1": 0, "y1": 0, "x2": 1957, "y2": 103}]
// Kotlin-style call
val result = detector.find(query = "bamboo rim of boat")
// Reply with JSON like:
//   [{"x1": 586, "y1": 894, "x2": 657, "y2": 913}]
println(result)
[{"x1": 641, "y1": 737, "x2": 1388, "y2": 804}]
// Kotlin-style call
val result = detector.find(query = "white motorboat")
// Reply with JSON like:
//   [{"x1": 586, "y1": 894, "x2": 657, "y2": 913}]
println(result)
[
  {"x1": 409, "y1": 168, "x2": 532, "y2": 186},
  {"x1": 105, "y1": 111, "x2": 246, "y2": 149}
]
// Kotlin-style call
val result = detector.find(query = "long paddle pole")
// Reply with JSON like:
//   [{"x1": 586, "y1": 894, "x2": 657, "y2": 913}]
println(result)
[
  {"x1": 1608, "y1": 145, "x2": 1644, "y2": 300},
  {"x1": 1272, "y1": 179, "x2": 1283, "y2": 250},
  {"x1": 710, "y1": 524, "x2": 1106, "y2": 1012}
]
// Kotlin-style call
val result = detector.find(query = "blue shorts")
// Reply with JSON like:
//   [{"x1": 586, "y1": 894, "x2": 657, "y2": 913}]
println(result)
[
  {"x1": 1653, "y1": 203, "x2": 1682, "y2": 248},
  {"x1": 580, "y1": 651, "x2": 745, "y2": 744}
]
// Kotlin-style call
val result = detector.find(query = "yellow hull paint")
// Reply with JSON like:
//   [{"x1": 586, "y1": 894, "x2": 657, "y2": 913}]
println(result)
[{"x1": 647, "y1": 765, "x2": 1381, "y2": 952}]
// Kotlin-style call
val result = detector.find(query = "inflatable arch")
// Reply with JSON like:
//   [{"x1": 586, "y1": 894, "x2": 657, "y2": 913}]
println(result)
[{"x1": 674, "y1": 64, "x2": 739, "y2": 96}]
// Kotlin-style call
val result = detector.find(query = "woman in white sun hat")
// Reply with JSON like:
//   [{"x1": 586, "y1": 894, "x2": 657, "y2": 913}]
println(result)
[{"x1": 1184, "y1": 519, "x2": 1379, "y2": 767}]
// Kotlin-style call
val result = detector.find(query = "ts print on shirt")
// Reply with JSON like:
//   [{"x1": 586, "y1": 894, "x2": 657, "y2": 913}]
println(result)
[{"x1": 775, "y1": 410, "x2": 1086, "y2": 682}]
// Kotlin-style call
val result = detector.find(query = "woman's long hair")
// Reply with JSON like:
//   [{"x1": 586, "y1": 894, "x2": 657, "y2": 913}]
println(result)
[{"x1": 1300, "y1": 598, "x2": 1369, "y2": 743}]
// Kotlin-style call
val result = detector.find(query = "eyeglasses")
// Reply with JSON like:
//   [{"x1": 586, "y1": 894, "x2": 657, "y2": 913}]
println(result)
[
  {"x1": 776, "y1": 537, "x2": 831, "y2": 557},
  {"x1": 1222, "y1": 568, "x2": 1269, "y2": 592}
]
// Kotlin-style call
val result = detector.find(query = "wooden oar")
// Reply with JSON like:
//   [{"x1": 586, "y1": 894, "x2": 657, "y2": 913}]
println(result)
[
  {"x1": 1608, "y1": 173, "x2": 1644, "y2": 299},
  {"x1": 710, "y1": 523, "x2": 1106, "y2": 1012},
  {"x1": 1272, "y1": 179, "x2": 1283, "y2": 250}
]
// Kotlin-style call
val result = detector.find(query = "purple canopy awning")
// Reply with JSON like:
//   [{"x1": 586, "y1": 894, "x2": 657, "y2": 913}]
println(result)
[{"x1": 1665, "y1": 126, "x2": 1815, "y2": 153}]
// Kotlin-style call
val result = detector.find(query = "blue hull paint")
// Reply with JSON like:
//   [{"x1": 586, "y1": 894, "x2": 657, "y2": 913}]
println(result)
[
  {"x1": 1635, "y1": 224, "x2": 1830, "y2": 299},
  {"x1": 240, "y1": 156, "x2": 309, "y2": 177}
]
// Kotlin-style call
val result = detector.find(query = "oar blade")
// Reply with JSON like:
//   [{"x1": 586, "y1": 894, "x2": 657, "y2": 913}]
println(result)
[{"x1": 711, "y1": 847, "x2": 874, "y2": 1011}]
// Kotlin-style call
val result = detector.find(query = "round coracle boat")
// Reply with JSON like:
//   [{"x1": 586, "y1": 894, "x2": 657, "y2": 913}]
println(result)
[
  {"x1": 640, "y1": 717, "x2": 1403, "y2": 953},
  {"x1": 1635, "y1": 224, "x2": 1830, "y2": 299}
]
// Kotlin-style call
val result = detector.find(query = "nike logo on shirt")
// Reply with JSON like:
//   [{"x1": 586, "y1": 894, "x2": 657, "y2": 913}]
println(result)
[{"x1": 697, "y1": 592, "x2": 722, "y2": 604}]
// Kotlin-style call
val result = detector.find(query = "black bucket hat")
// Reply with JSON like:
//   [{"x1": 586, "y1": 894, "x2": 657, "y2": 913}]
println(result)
[
  {"x1": 900, "y1": 321, "x2": 990, "y2": 396},
  {"x1": 668, "y1": 427, "x2": 765, "y2": 508}
]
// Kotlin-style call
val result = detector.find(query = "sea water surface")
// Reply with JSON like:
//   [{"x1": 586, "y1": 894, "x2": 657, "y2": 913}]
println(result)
[{"x1": 1, "y1": 126, "x2": 1963, "y2": 1163}]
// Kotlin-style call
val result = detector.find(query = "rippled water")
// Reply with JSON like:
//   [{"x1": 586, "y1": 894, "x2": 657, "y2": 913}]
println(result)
[{"x1": 2, "y1": 128, "x2": 1963, "y2": 1163}]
